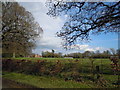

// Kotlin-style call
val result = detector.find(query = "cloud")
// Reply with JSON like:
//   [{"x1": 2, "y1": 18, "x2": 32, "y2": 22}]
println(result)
[
  {"x1": 36, "y1": 36, "x2": 62, "y2": 49},
  {"x1": 33, "y1": 41, "x2": 106, "y2": 55},
  {"x1": 67, "y1": 44, "x2": 106, "y2": 52},
  {"x1": 20, "y1": 2, "x2": 64, "y2": 51},
  {"x1": 20, "y1": 2, "x2": 109, "y2": 55}
]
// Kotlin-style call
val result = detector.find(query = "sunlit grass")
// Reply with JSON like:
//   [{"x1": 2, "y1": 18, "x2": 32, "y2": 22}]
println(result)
[
  {"x1": 10, "y1": 57, "x2": 112, "y2": 65},
  {"x1": 2, "y1": 58, "x2": 119, "y2": 88},
  {"x1": 3, "y1": 57, "x2": 115, "y2": 74},
  {"x1": 3, "y1": 71, "x2": 93, "y2": 88},
  {"x1": 3, "y1": 71, "x2": 118, "y2": 88}
]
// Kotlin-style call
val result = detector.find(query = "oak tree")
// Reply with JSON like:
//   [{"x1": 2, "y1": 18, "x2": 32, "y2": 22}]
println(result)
[{"x1": 2, "y1": 2, "x2": 43, "y2": 57}]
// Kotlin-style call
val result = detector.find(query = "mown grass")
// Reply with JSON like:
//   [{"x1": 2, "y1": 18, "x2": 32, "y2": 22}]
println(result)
[{"x1": 2, "y1": 71, "x2": 93, "y2": 88}]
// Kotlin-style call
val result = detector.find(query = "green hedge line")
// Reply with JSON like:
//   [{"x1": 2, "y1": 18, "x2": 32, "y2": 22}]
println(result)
[{"x1": 2, "y1": 59, "x2": 113, "y2": 82}]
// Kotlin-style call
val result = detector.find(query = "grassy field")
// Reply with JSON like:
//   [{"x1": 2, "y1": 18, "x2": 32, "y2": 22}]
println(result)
[
  {"x1": 2, "y1": 71, "x2": 94, "y2": 88},
  {"x1": 10, "y1": 57, "x2": 112, "y2": 64},
  {"x1": 11, "y1": 57, "x2": 113, "y2": 74},
  {"x1": 2, "y1": 57, "x2": 119, "y2": 88},
  {"x1": 3, "y1": 57, "x2": 117, "y2": 75},
  {"x1": 2, "y1": 71, "x2": 118, "y2": 88}
]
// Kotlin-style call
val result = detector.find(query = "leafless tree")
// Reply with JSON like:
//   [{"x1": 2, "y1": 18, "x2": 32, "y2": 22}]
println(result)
[{"x1": 46, "y1": 1, "x2": 120, "y2": 47}]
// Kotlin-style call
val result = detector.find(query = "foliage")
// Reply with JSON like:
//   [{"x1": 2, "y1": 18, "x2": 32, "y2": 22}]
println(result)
[
  {"x1": 2, "y1": 58, "x2": 115, "y2": 79},
  {"x1": 2, "y1": 2, "x2": 43, "y2": 57},
  {"x1": 42, "y1": 51, "x2": 63, "y2": 58},
  {"x1": 110, "y1": 56, "x2": 120, "y2": 86},
  {"x1": 41, "y1": 49, "x2": 119, "y2": 59},
  {"x1": 3, "y1": 58, "x2": 120, "y2": 87},
  {"x1": 64, "y1": 49, "x2": 112, "y2": 58}
]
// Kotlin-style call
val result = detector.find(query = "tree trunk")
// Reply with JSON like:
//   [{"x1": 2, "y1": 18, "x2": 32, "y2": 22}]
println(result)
[{"x1": 13, "y1": 52, "x2": 15, "y2": 58}]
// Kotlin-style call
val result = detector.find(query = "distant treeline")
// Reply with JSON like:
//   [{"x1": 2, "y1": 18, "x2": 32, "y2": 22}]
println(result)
[
  {"x1": 2, "y1": 48, "x2": 120, "y2": 58},
  {"x1": 42, "y1": 48, "x2": 120, "y2": 58}
]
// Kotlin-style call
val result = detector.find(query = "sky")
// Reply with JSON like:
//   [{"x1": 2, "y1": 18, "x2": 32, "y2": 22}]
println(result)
[{"x1": 19, "y1": 1, "x2": 119, "y2": 55}]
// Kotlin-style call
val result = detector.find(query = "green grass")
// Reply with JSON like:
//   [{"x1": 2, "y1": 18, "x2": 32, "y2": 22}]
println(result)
[
  {"x1": 3, "y1": 57, "x2": 117, "y2": 76},
  {"x1": 9, "y1": 57, "x2": 112, "y2": 65},
  {"x1": 3, "y1": 71, "x2": 93, "y2": 88},
  {"x1": 3, "y1": 71, "x2": 118, "y2": 88},
  {"x1": 4, "y1": 57, "x2": 114, "y2": 74},
  {"x1": 2, "y1": 58, "x2": 119, "y2": 88},
  {"x1": 103, "y1": 74, "x2": 118, "y2": 83}
]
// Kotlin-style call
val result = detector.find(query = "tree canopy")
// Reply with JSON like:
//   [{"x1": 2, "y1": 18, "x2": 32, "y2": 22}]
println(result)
[
  {"x1": 46, "y1": 1, "x2": 120, "y2": 47},
  {"x1": 2, "y1": 2, "x2": 43, "y2": 57}
]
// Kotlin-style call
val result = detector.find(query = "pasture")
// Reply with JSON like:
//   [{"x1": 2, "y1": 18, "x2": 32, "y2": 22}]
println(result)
[
  {"x1": 11, "y1": 57, "x2": 113, "y2": 74},
  {"x1": 2, "y1": 57, "x2": 120, "y2": 88},
  {"x1": 12, "y1": 57, "x2": 111, "y2": 64}
]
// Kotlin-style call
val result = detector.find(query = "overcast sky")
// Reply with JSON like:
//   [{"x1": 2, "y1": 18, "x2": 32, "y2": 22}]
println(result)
[{"x1": 19, "y1": 1, "x2": 118, "y2": 55}]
